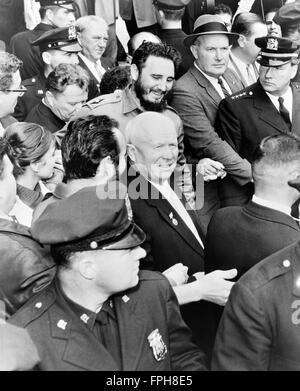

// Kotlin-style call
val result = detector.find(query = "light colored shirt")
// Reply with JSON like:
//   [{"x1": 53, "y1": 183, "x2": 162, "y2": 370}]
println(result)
[
  {"x1": 194, "y1": 62, "x2": 232, "y2": 99},
  {"x1": 265, "y1": 86, "x2": 293, "y2": 119},
  {"x1": 151, "y1": 180, "x2": 204, "y2": 248},
  {"x1": 78, "y1": 53, "x2": 106, "y2": 83},
  {"x1": 229, "y1": 52, "x2": 257, "y2": 86},
  {"x1": 252, "y1": 195, "x2": 291, "y2": 216},
  {"x1": 9, "y1": 196, "x2": 33, "y2": 227}
]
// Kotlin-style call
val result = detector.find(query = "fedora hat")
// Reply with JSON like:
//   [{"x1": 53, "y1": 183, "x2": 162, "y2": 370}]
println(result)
[{"x1": 184, "y1": 14, "x2": 239, "y2": 47}]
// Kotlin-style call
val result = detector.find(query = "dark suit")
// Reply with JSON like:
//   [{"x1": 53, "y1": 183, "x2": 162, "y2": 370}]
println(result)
[
  {"x1": 78, "y1": 55, "x2": 114, "y2": 101},
  {"x1": 26, "y1": 101, "x2": 65, "y2": 133},
  {"x1": 10, "y1": 23, "x2": 54, "y2": 80},
  {"x1": 171, "y1": 65, "x2": 251, "y2": 231},
  {"x1": 9, "y1": 271, "x2": 207, "y2": 371},
  {"x1": 215, "y1": 81, "x2": 300, "y2": 207},
  {"x1": 128, "y1": 171, "x2": 213, "y2": 362},
  {"x1": 212, "y1": 239, "x2": 300, "y2": 371},
  {"x1": 204, "y1": 201, "x2": 300, "y2": 356}
]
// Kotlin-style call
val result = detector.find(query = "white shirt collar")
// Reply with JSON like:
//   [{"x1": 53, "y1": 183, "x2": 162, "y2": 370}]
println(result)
[
  {"x1": 194, "y1": 61, "x2": 231, "y2": 98},
  {"x1": 252, "y1": 195, "x2": 291, "y2": 216},
  {"x1": 265, "y1": 86, "x2": 293, "y2": 117},
  {"x1": 78, "y1": 53, "x2": 105, "y2": 82}
]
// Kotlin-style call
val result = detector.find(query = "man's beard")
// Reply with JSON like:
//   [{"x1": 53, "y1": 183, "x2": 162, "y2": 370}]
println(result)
[{"x1": 134, "y1": 79, "x2": 171, "y2": 112}]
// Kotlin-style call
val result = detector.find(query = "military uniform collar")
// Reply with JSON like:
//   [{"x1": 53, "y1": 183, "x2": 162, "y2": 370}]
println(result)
[{"x1": 122, "y1": 85, "x2": 144, "y2": 114}]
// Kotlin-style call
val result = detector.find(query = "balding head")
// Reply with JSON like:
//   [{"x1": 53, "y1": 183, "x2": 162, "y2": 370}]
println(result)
[
  {"x1": 126, "y1": 112, "x2": 178, "y2": 183},
  {"x1": 127, "y1": 32, "x2": 162, "y2": 58}
]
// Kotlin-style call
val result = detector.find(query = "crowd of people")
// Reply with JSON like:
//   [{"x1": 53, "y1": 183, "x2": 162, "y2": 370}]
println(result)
[{"x1": 1, "y1": 0, "x2": 300, "y2": 372}]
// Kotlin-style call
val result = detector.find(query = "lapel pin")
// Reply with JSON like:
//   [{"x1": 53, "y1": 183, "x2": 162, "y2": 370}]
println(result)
[
  {"x1": 148, "y1": 329, "x2": 167, "y2": 362},
  {"x1": 35, "y1": 302, "x2": 42, "y2": 309},
  {"x1": 122, "y1": 295, "x2": 130, "y2": 303},
  {"x1": 80, "y1": 314, "x2": 90, "y2": 324},
  {"x1": 57, "y1": 320, "x2": 68, "y2": 330}
]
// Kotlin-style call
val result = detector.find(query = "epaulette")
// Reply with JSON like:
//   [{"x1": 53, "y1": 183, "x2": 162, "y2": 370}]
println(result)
[
  {"x1": 9, "y1": 289, "x2": 55, "y2": 328},
  {"x1": 83, "y1": 89, "x2": 123, "y2": 109},
  {"x1": 230, "y1": 90, "x2": 253, "y2": 101}
]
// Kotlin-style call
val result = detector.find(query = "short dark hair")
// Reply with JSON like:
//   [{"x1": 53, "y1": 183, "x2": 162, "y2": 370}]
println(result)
[
  {"x1": 100, "y1": 65, "x2": 131, "y2": 95},
  {"x1": 0, "y1": 137, "x2": 10, "y2": 179},
  {"x1": 213, "y1": 3, "x2": 232, "y2": 17},
  {"x1": 4, "y1": 122, "x2": 55, "y2": 177},
  {"x1": 154, "y1": 3, "x2": 185, "y2": 21},
  {"x1": 252, "y1": 134, "x2": 300, "y2": 177},
  {"x1": 0, "y1": 52, "x2": 22, "y2": 90},
  {"x1": 46, "y1": 63, "x2": 89, "y2": 94},
  {"x1": 132, "y1": 41, "x2": 181, "y2": 75},
  {"x1": 232, "y1": 12, "x2": 264, "y2": 36},
  {"x1": 61, "y1": 115, "x2": 120, "y2": 182}
]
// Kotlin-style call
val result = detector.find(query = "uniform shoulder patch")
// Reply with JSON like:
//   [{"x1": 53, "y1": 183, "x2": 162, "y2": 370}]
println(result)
[{"x1": 84, "y1": 89, "x2": 123, "y2": 109}]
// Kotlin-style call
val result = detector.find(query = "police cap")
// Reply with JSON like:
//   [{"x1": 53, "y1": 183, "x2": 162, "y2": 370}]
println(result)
[
  {"x1": 153, "y1": 0, "x2": 191, "y2": 10},
  {"x1": 273, "y1": 1, "x2": 300, "y2": 26},
  {"x1": 31, "y1": 185, "x2": 146, "y2": 253},
  {"x1": 32, "y1": 25, "x2": 81, "y2": 53},
  {"x1": 37, "y1": 0, "x2": 74, "y2": 10},
  {"x1": 255, "y1": 36, "x2": 300, "y2": 67}
]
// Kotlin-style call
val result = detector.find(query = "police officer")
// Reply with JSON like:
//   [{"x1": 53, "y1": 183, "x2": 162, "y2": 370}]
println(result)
[
  {"x1": 10, "y1": 0, "x2": 76, "y2": 81},
  {"x1": 9, "y1": 185, "x2": 207, "y2": 371},
  {"x1": 14, "y1": 25, "x2": 81, "y2": 122}
]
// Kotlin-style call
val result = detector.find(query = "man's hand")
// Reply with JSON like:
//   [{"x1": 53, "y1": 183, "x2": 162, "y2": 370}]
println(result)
[
  {"x1": 197, "y1": 158, "x2": 227, "y2": 182},
  {"x1": 195, "y1": 269, "x2": 237, "y2": 306},
  {"x1": 163, "y1": 263, "x2": 189, "y2": 287},
  {"x1": 0, "y1": 324, "x2": 40, "y2": 371}
]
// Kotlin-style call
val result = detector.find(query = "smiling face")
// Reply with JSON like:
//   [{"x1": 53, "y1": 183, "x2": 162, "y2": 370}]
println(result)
[
  {"x1": 129, "y1": 117, "x2": 179, "y2": 183},
  {"x1": 132, "y1": 55, "x2": 175, "y2": 111}
]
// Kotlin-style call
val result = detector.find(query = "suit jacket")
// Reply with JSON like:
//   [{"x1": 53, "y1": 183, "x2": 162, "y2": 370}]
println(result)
[
  {"x1": 128, "y1": 171, "x2": 214, "y2": 359},
  {"x1": 204, "y1": 201, "x2": 300, "y2": 358},
  {"x1": 78, "y1": 55, "x2": 114, "y2": 101},
  {"x1": 171, "y1": 65, "x2": 251, "y2": 186},
  {"x1": 212, "y1": 240, "x2": 300, "y2": 371},
  {"x1": 228, "y1": 52, "x2": 259, "y2": 89},
  {"x1": 10, "y1": 23, "x2": 54, "y2": 80},
  {"x1": 26, "y1": 102, "x2": 65, "y2": 134},
  {"x1": 215, "y1": 81, "x2": 300, "y2": 162},
  {"x1": 9, "y1": 271, "x2": 206, "y2": 371}
]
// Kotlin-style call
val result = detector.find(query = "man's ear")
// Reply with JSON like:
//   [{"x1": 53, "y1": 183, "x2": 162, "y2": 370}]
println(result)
[
  {"x1": 237, "y1": 34, "x2": 246, "y2": 48},
  {"x1": 30, "y1": 161, "x2": 39, "y2": 174},
  {"x1": 78, "y1": 256, "x2": 95, "y2": 280},
  {"x1": 42, "y1": 51, "x2": 52, "y2": 65},
  {"x1": 127, "y1": 144, "x2": 137, "y2": 162},
  {"x1": 190, "y1": 45, "x2": 198, "y2": 60},
  {"x1": 131, "y1": 64, "x2": 139, "y2": 82}
]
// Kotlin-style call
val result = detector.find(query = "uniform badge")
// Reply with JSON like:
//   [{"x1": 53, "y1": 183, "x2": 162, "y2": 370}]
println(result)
[
  {"x1": 148, "y1": 329, "x2": 167, "y2": 362},
  {"x1": 68, "y1": 25, "x2": 77, "y2": 40},
  {"x1": 266, "y1": 38, "x2": 278, "y2": 51},
  {"x1": 57, "y1": 320, "x2": 68, "y2": 330}
]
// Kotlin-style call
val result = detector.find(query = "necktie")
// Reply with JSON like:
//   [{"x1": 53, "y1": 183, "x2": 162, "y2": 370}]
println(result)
[
  {"x1": 278, "y1": 97, "x2": 292, "y2": 131},
  {"x1": 218, "y1": 78, "x2": 230, "y2": 98}
]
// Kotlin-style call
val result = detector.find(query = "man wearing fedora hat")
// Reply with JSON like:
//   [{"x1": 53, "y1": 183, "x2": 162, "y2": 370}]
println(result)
[
  {"x1": 171, "y1": 14, "x2": 251, "y2": 231},
  {"x1": 215, "y1": 35, "x2": 300, "y2": 208},
  {"x1": 9, "y1": 185, "x2": 207, "y2": 371}
]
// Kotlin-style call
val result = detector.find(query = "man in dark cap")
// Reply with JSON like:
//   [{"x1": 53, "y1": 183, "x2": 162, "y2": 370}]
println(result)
[
  {"x1": 215, "y1": 35, "x2": 300, "y2": 207},
  {"x1": 171, "y1": 14, "x2": 250, "y2": 232},
  {"x1": 154, "y1": 0, "x2": 194, "y2": 78},
  {"x1": 9, "y1": 185, "x2": 207, "y2": 371},
  {"x1": 10, "y1": 0, "x2": 76, "y2": 81},
  {"x1": 14, "y1": 25, "x2": 81, "y2": 122}
]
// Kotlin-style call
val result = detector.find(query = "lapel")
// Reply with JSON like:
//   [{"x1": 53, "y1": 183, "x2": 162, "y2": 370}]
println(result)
[
  {"x1": 114, "y1": 289, "x2": 149, "y2": 371},
  {"x1": 135, "y1": 174, "x2": 204, "y2": 257},
  {"x1": 223, "y1": 67, "x2": 244, "y2": 93},
  {"x1": 228, "y1": 53, "x2": 248, "y2": 89},
  {"x1": 252, "y1": 82, "x2": 290, "y2": 134},
  {"x1": 189, "y1": 65, "x2": 221, "y2": 108},
  {"x1": 78, "y1": 56, "x2": 99, "y2": 85},
  {"x1": 291, "y1": 83, "x2": 300, "y2": 136}
]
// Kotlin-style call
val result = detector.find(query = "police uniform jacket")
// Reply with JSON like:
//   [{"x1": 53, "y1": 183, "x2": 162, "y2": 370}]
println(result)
[
  {"x1": 54, "y1": 87, "x2": 195, "y2": 204},
  {"x1": 10, "y1": 23, "x2": 54, "y2": 80},
  {"x1": 14, "y1": 74, "x2": 46, "y2": 121},
  {"x1": 212, "y1": 239, "x2": 300, "y2": 371},
  {"x1": 9, "y1": 271, "x2": 207, "y2": 371},
  {"x1": 215, "y1": 81, "x2": 300, "y2": 163},
  {"x1": 0, "y1": 218, "x2": 56, "y2": 316}
]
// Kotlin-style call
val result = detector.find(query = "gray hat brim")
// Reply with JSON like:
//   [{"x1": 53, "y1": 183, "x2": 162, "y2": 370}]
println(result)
[{"x1": 184, "y1": 31, "x2": 239, "y2": 47}]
